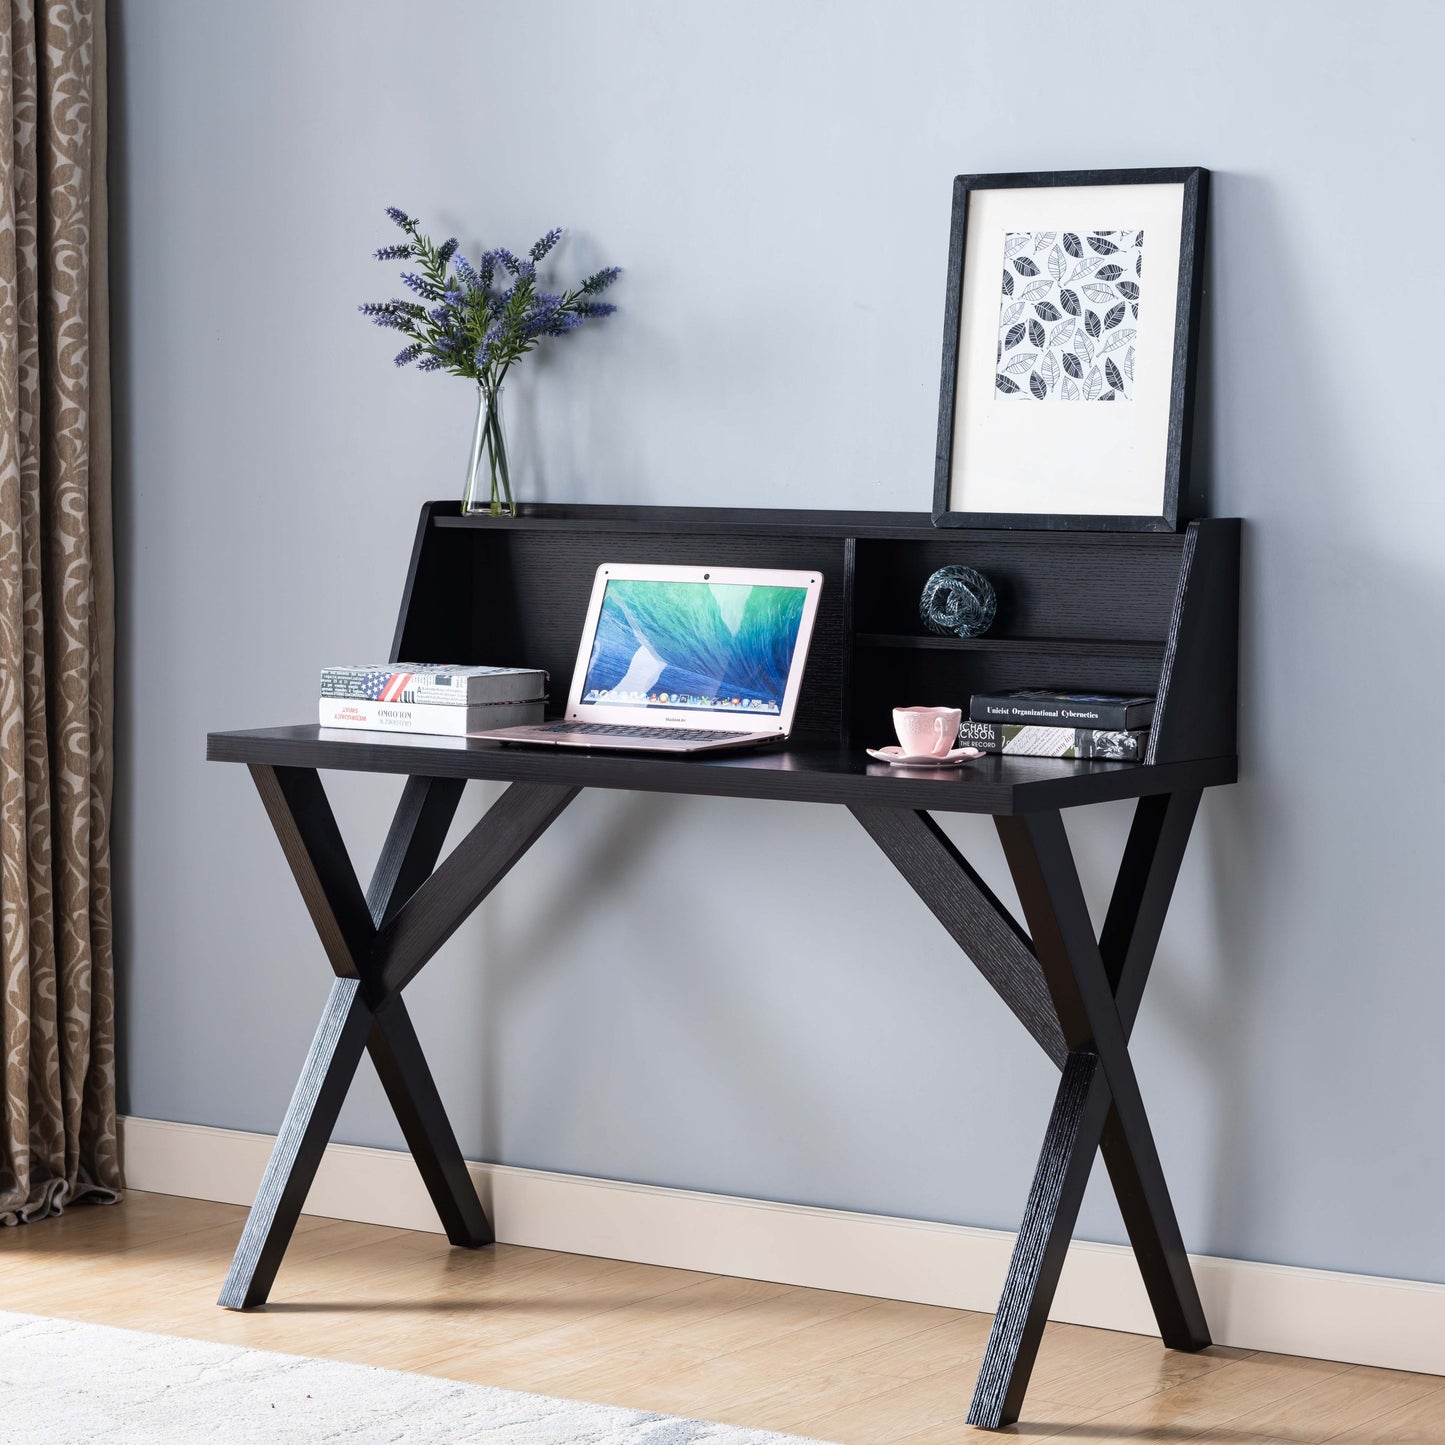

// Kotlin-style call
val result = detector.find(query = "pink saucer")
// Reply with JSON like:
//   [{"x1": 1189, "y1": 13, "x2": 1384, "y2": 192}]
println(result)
[{"x1": 866, "y1": 745, "x2": 984, "y2": 768}]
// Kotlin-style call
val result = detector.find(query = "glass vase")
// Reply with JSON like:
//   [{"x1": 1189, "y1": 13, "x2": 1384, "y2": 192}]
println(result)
[{"x1": 461, "y1": 385, "x2": 514, "y2": 517}]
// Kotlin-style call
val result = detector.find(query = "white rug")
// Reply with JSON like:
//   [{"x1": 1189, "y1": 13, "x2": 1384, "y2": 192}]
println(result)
[{"x1": 0, "y1": 1311, "x2": 835, "y2": 1444}]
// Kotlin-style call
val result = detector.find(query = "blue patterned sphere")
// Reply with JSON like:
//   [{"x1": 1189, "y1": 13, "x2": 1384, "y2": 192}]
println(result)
[{"x1": 919, "y1": 565, "x2": 997, "y2": 638}]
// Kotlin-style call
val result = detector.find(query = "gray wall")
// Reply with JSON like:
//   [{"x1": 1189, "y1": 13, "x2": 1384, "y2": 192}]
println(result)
[{"x1": 111, "y1": 0, "x2": 1445, "y2": 1286}]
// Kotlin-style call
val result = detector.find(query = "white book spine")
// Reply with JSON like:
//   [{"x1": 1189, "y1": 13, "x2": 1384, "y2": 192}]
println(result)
[{"x1": 319, "y1": 698, "x2": 544, "y2": 737}]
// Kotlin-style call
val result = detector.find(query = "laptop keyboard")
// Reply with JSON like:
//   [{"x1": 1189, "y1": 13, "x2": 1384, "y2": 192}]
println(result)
[{"x1": 537, "y1": 723, "x2": 752, "y2": 742}]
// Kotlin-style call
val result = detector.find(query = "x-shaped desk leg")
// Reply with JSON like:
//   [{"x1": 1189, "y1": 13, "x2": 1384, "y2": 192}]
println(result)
[
  {"x1": 852, "y1": 792, "x2": 1208, "y2": 1430},
  {"x1": 219, "y1": 766, "x2": 578, "y2": 1309}
]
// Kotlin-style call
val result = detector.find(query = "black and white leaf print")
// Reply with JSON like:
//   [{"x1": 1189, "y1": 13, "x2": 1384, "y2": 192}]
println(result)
[
  {"x1": 1135, "y1": 230, "x2": 1143, "y2": 247},
  {"x1": 994, "y1": 226, "x2": 1142, "y2": 403},
  {"x1": 997, "y1": 340, "x2": 1002, "y2": 364}
]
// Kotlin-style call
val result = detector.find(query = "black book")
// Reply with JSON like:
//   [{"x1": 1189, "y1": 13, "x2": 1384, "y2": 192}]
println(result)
[{"x1": 969, "y1": 689, "x2": 1156, "y2": 731}]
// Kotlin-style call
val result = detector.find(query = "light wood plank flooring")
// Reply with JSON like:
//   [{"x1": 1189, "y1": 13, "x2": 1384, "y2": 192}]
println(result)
[{"x1": 0, "y1": 1192, "x2": 1440, "y2": 1443}]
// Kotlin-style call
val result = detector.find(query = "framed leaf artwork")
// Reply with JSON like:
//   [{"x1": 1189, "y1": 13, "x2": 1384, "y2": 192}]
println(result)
[{"x1": 932, "y1": 168, "x2": 1208, "y2": 532}]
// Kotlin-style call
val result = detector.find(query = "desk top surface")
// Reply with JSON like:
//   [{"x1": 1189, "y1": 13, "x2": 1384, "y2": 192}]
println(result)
[{"x1": 207, "y1": 726, "x2": 1236, "y2": 815}]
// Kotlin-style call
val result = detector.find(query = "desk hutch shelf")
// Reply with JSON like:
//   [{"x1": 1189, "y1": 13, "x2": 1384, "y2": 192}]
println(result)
[{"x1": 407, "y1": 502, "x2": 1238, "y2": 767}]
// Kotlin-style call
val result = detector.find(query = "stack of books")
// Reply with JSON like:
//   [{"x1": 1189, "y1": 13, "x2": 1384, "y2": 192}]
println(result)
[
  {"x1": 319, "y1": 664, "x2": 547, "y2": 737},
  {"x1": 960, "y1": 689, "x2": 1155, "y2": 762}
]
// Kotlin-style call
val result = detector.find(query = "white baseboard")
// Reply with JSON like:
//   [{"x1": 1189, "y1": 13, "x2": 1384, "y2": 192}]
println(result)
[{"x1": 119, "y1": 1115, "x2": 1445, "y2": 1377}]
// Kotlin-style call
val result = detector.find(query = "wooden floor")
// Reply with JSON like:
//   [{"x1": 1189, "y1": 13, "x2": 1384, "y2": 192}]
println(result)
[{"x1": 0, "y1": 1193, "x2": 1441, "y2": 1443}]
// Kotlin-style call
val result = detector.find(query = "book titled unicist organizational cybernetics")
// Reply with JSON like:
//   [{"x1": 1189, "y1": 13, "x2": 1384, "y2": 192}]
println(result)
[{"x1": 968, "y1": 689, "x2": 1155, "y2": 731}]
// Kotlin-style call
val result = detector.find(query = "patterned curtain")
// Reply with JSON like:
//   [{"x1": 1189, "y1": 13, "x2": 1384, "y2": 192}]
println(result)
[{"x1": 0, "y1": 0, "x2": 119, "y2": 1222}]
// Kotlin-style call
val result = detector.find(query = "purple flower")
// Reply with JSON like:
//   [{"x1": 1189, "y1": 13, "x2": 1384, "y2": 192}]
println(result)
[
  {"x1": 474, "y1": 339, "x2": 494, "y2": 371},
  {"x1": 437, "y1": 237, "x2": 458, "y2": 264},
  {"x1": 374, "y1": 243, "x2": 413, "y2": 261},
  {"x1": 394, "y1": 343, "x2": 424, "y2": 367},
  {"x1": 429, "y1": 304, "x2": 450, "y2": 324},
  {"x1": 494, "y1": 249, "x2": 534, "y2": 280},
  {"x1": 453, "y1": 251, "x2": 479, "y2": 289},
  {"x1": 400, "y1": 271, "x2": 443, "y2": 300},
  {"x1": 443, "y1": 290, "x2": 464, "y2": 306},
  {"x1": 530, "y1": 227, "x2": 563, "y2": 261},
  {"x1": 575, "y1": 301, "x2": 617, "y2": 318},
  {"x1": 417, "y1": 355, "x2": 443, "y2": 371},
  {"x1": 385, "y1": 206, "x2": 412, "y2": 228},
  {"x1": 580, "y1": 266, "x2": 621, "y2": 294}
]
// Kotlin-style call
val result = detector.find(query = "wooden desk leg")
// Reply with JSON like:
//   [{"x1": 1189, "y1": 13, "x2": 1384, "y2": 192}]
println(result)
[
  {"x1": 851, "y1": 795, "x2": 1208, "y2": 1430},
  {"x1": 218, "y1": 767, "x2": 577, "y2": 1309},
  {"x1": 968, "y1": 804, "x2": 1209, "y2": 1429},
  {"x1": 364, "y1": 777, "x2": 491, "y2": 1247},
  {"x1": 218, "y1": 978, "x2": 373, "y2": 1309},
  {"x1": 1096, "y1": 791, "x2": 1211, "y2": 1353},
  {"x1": 368, "y1": 994, "x2": 492, "y2": 1247}
]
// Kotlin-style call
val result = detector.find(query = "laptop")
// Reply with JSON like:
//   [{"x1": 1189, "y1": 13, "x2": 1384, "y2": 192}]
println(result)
[{"x1": 479, "y1": 562, "x2": 824, "y2": 753}]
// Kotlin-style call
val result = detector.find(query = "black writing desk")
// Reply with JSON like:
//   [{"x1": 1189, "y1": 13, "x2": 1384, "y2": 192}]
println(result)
[{"x1": 207, "y1": 504, "x2": 1239, "y2": 1430}]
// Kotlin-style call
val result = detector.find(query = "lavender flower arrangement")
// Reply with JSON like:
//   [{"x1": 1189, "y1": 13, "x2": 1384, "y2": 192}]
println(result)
[{"x1": 361, "y1": 207, "x2": 621, "y2": 515}]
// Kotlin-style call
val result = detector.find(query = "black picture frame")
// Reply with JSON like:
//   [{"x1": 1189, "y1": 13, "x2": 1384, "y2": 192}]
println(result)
[{"x1": 932, "y1": 167, "x2": 1208, "y2": 533}]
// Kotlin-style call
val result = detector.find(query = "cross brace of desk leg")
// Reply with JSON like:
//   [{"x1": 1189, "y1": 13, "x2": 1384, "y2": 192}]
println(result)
[
  {"x1": 850, "y1": 792, "x2": 1209, "y2": 1430},
  {"x1": 218, "y1": 766, "x2": 579, "y2": 1310}
]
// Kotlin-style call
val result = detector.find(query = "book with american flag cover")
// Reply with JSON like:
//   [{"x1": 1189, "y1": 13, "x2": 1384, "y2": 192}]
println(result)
[{"x1": 319, "y1": 664, "x2": 547, "y2": 707}]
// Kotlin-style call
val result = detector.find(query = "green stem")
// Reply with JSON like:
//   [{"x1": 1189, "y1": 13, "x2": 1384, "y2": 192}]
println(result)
[{"x1": 482, "y1": 387, "x2": 513, "y2": 518}]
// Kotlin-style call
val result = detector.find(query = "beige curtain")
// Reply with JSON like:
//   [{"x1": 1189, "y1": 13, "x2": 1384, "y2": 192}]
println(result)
[{"x1": 0, "y1": 0, "x2": 119, "y2": 1223}]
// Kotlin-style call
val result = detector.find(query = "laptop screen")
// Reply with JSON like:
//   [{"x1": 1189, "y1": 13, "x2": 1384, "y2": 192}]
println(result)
[{"x1": 579, "y1": 578, "x2": 809, "y2": 716}]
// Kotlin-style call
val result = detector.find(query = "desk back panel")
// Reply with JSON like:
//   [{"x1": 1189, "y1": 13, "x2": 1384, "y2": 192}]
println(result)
[
  {"x1": 393, "y1": 505, "x2": 851, "y2": 737},
  {"x1": 390, "y1": 505, "x2": 1238, "y2": 762}
]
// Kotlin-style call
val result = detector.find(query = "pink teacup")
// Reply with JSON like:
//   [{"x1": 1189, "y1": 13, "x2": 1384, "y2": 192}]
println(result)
[{"x1": 893, "y1": 706, "x2": 962, "y2": 758}]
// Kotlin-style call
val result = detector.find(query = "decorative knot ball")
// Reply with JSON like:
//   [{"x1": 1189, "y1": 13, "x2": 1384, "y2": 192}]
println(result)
[{"x1": 919, "y1": 564, "x2": 997, "y2": 638}]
